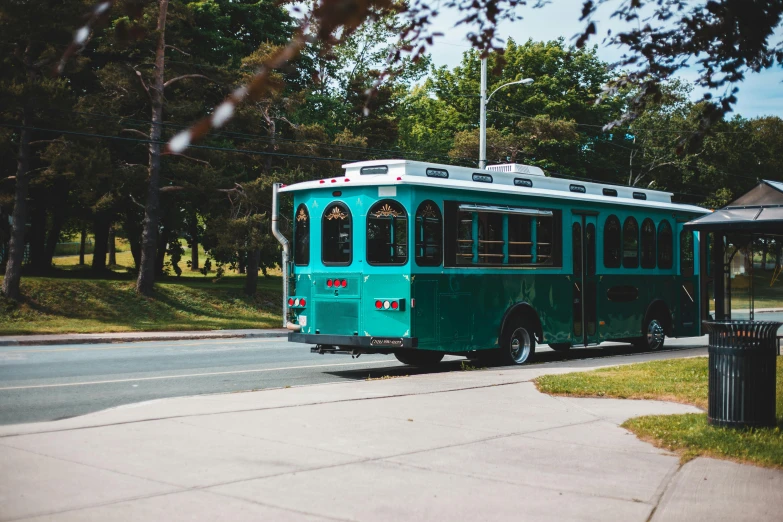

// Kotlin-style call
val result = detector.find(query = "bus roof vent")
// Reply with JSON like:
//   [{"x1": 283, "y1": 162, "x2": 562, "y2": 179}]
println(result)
[{"x1": 485, "y1": 163, "x2": 545, "y2": 176}]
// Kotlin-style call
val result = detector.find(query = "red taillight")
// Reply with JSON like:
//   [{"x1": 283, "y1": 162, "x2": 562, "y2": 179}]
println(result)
[
  {"x1": 341, "y1": 279, "x2": 348, "y2": 288},
  {"x1": 326, "y1": 279, "x2": 333, "y2": 287},
  {"x1": 391, "y1": 301, "x2": 399, "y2": 310},
  {"x1": 300, "y1": 299, "x2": 306, "y2": 307},
  {"x1": 375, "y1": 300, "x2": 382, "y2": 309},
  {"x1": 288, "y1": 298, "x2": 294, "y2": 306}
]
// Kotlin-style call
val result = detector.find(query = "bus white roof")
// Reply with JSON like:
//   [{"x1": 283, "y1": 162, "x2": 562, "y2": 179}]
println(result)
[{"x1": 279, "y1": 159, "x2": 709, "y2": 215}]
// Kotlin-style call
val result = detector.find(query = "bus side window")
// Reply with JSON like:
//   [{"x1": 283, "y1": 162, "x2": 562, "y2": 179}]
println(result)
[
  {"x1": 657, "y1": 220, "x2": 673, "y2": 269},
  {"x1": 477, "y1": 212, "x2": 504, "y2": 264},
  {"x1": 294, "y1": 204, "x2": 310, "y2": 266},
  {"x1": 415, "y1": 201, "x2": 442, "y2": 266},
  {"x1": 680, "y1": 230, "x2": 694, "y2": 276},
  {"x1": 322, "y1": 203, "x2": 352, "y2": 265},
  {"x1": 536, "y1": 215, "x2": 555, "y2": 265},
  {"x1": 367, "y1": 200, "x2": 408, "y2": 265},
  {"x1": 508, "y1": 215, "x2": 533, "y2": 265},
  {"x1": 456, "y1": 210, "x2": 474, "y2": 265},
  {"x1": 623, "y1": 217, "x2": 639, "y2": 268},
  {"x1": 603, "y1": 215, "x2": 621, "y2": 268},
  {"x1": 640, "y1": 218, "x2": 656, "y2": 269}
]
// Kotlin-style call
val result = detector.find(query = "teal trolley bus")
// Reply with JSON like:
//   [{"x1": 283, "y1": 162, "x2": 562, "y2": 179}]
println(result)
[{"x1": 272, "y1": 160, "x2": 709, "y2": 366}]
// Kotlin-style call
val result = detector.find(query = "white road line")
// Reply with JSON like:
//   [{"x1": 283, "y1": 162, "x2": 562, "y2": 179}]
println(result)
[
  {"x1": 0, "y1": 359, "x2": 398, "y2": 391},
  {"x1": 0, "y1": 338, "x2": 284, "y2": 354}
]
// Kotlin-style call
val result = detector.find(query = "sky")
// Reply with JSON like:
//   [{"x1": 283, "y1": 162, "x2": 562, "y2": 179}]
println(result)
[{"x1": 423, "y1": 0, "x2": 783, "y2": 119}]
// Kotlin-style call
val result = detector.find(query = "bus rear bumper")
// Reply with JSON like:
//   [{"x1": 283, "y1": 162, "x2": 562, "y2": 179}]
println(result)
[{"x1": 288, "y1": 333, "x2": 418, "y2": 352}]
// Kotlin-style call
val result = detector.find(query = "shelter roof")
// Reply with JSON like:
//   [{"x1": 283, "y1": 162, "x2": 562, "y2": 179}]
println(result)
[{"x1": 684, "y1": 180, "x2": 783, "y2": 234}]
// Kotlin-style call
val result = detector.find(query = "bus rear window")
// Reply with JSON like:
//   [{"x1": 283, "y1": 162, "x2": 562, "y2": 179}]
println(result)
[
  {"x1": 367, "y1": 200, "x2": 408, "y2": 265},
  {"x1": 322, "y1": 203, "x2": 352, "y2": 265},
  {"x1": 294, "y1": 204, "x2": 310, "y2": 266}
]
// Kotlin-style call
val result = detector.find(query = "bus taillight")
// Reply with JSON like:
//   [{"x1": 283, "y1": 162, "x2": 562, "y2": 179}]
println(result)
[
  {"x1": 340, "y1": 279, "x2": 347, "y2": 287},
  {"x1": 327, "y1": 279, "x2": 333, "y2": 287},
  {"x1": 375, "y1": 299, "x2": 404, "y2": 311},
  {"x1": 288, "y1": 298, "x2": 294, "y2": 306}
]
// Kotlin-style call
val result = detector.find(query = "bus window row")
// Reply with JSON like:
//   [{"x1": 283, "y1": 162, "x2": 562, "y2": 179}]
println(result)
[
  {"x1": 603, "y1": 215, "x2": 694, "y2": 274},
  {"x1": 293, "y1": 201, "x2": 695, "y2": 275}
]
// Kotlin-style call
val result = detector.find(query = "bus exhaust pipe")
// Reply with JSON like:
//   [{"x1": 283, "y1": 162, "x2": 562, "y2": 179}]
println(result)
[{"x1": 271, "y1": 183, "x2": 290, "y2": 329}]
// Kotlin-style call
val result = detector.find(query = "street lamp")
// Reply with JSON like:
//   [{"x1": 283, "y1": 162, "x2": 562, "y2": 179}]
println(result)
[{"x1": 479, "y1": 57, "x2": 533, "y2": 169}]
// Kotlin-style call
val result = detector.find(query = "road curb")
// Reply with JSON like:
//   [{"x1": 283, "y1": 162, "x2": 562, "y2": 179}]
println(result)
[{"x1": 0, "y1": 330, "x2": 288, "y2": 347}]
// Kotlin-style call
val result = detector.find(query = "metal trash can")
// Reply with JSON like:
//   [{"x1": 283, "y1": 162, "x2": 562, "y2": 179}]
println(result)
[{"x1": 702, "y1": 321, "x2": 782, "y2": 428}]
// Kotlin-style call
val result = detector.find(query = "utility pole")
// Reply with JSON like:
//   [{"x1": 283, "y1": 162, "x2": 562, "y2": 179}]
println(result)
[
  {"x1": 479, "y1": 57, "x2": 488, "y2": 170},
  {"x1": 478, "y1": 55, "x2": 533, "y2": 169}
]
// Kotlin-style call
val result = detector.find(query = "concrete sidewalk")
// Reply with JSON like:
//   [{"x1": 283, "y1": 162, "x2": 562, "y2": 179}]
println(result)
[
  {"x1": 1, "y1": 347, "x2": 781, "y2": 522},
  {"x1": 0, "y1": 328, "x2": 288, "y2": 347}
]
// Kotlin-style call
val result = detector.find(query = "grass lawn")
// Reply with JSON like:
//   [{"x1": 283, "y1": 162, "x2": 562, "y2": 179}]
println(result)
[
  {"x1": 536, "y1": 357, "x2": 783, "y2": 469},
  {"x1": 0, "y1": 275, "x2": 283, "y2": 335}
]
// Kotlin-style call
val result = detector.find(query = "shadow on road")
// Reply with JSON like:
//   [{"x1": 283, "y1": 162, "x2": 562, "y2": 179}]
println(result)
[{"x1": 325, "y1": 343, "x2": 701, "y2": 381}]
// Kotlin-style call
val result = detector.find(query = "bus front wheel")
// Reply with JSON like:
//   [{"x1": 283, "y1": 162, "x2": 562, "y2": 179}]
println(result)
[
  {"x1": 394, "y1": 350, "x2": 444, "y2": 367},
  {"x1": 501, "y1": 324, "x2": 536, "y2": 365},
  {"x1": 633, "y1": 316, "x2": 666, "y2": 351}
]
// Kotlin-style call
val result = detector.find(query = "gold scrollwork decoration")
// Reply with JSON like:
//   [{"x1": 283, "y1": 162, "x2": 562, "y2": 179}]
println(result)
[
  {"x1": 326, "y1": 206, "x2": 347, "y2": 220},
  {"x1": 372, "y1": 203, "x2": 401, "y2": 218},
  {"x1": 296, "y1": 208, "x2": 308, "y2": 222},
  {"x1": 420, "y1": 204, "x2": 437, "y2": 219}
]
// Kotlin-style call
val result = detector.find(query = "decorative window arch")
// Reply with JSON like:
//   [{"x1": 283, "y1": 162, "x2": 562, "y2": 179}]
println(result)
[
  {"x1": 623, "y1": 217, "x2": 639, "y2": 268},
  {"x1": 603, "y1": 215, "x2": 621, "y2": 268},
  {"x1": 657, "y1": 220, "x2": 673, "y2": 269},
  {"x1": 415, "y1": 200, "x2": 442, "y2": 266},
  {"x1": 367, "y1": 200, "x2": 408, "y2": 265},
  {"x1": 322, "y1": 202, "x2": 352, "y2": 265},
  {"x1": 640, "y1": 218, "x2": 656, "y2": 268},
  {"x1": 294, "y1": 204, "x2": 310, "y2": 266}
]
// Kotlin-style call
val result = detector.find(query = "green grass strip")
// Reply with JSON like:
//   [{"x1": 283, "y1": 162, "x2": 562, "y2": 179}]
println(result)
[{"x1": 536, "y1": 357, "x2": 783, "y2": 469}]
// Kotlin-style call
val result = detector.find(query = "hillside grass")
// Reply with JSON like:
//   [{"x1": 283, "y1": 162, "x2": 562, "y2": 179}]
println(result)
[
  {"x1": 536, "y1": 357, "x2": 783, "y2": 469},
  {"x1": 0, "y1": 275, "x2": 283, "y2": 335}
]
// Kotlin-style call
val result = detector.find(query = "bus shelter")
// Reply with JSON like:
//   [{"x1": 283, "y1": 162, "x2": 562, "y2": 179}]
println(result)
[
  {"x1": 685, "y1": 179, "x2": 783, "y2": 322},
  {"x1": 684, "y1": 180, "x2": 782, "y2": 428}
]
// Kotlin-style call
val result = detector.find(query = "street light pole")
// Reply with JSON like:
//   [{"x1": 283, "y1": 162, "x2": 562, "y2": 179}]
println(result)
[
  {"x1": 478, "y1": 56, "x2": 533, "y2": 169},
  {"x1": 479, "y1": 57, "x2": 488, "y2": 169}
]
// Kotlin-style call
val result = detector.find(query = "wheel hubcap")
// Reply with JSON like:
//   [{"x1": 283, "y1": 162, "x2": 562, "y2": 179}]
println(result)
[
  {"x1": 510, "y1": 328, "x2": 531, "y2": 364},
  {"x1": 647, "y1": 320, "x2": 664, "y2": 350}
]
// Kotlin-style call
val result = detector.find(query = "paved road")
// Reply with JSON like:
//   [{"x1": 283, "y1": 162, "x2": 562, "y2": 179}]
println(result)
[{"x1": 0, "y1": 331, "x2": 718, "y2": 425}]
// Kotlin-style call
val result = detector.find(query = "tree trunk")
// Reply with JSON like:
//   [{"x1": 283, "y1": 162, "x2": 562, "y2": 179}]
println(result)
[
  {"x1": 156, "y1": 224, "x2": 170, "y2": 276},
  {"x1": 108, "y1": 225, "x2": 116, "y2": 266},
  {"x1": 27, "y1": 204, "x2": 48, "y2": 271},
  {"x1": 1, "y1": 104, "x2": 33, "y2": 300},
  {"x1": 136, "y1": 0, "x2": 169, "y2": 296},
  {"x1": 79, "y1": 226, "x2": 87, "y2": 266},
  {"x1": 44, "y1": 199, "x2": 66, "y2": 268},
  {"x1": 238, "y1": 251, "x2": 246, "y2": 274},
  {"x1": 122, "y1": 210, "x2": 142, "y2": 270},
  {"x1": 189, "y1": 215, "x2": 199, "y2": 270},
  {"x1": 244, "y1": 248, "x2": 260, "y2": 296},
  {"x1": 91, "y1": 216, "x2": 110, "y2": 272}
]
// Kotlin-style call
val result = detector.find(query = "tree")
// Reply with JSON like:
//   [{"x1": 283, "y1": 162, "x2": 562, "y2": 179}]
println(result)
[{"x1": 0, "y1": 0, "x2": 83, "y2": 299}]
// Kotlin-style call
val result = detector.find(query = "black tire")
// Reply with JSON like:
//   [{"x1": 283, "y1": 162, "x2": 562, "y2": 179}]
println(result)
[
  {"x1": 499, "y1": 322, "x2": 536, "y2": 365},
  {"x1": 632, "y1": 315, "x2": 666, "y2": 351},
  {"x1": 394, "y1": 350, "x2": 444, "y2": 367},
  {"x1": 548, "y1": 343, "x2": 571, "y2": 352}
]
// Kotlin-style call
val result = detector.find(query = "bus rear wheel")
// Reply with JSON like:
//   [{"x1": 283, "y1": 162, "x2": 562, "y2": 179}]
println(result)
[
  {"x1": 633, "y1": 316, "x2": 666, "y2": 351},
  {"x1": 394, "y1": 350, "x2": 444, "y2": 367},
  {"x1": 500, "y1": 324, "x2": 536, "y2": 365}
]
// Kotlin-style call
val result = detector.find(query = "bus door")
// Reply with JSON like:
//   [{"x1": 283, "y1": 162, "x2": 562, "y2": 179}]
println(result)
[{"x1": 571, "y1": 213, "x2": 599, "y2": 346}]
